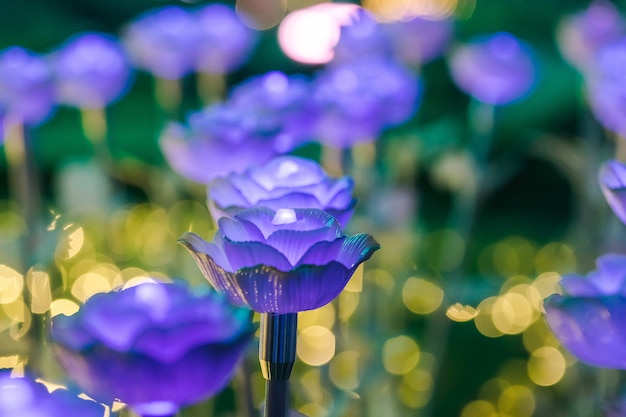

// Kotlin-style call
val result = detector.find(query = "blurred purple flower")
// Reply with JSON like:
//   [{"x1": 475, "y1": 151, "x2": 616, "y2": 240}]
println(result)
[
  {"x1": 52, "y1": 32, "x2": 132, "y2": 109},
  {"x1": 332, "y1": 9, "x2": 393, "y2": 63},
  {"x1": 448, "y1": 32, "x2": 536, "y2": 105},
  {"x1": 208, "y1": 156, "x2": 356, "y2": 226},
  {"x1": 586, "y1": 40, "x2": 626, "y2": 136},
  {"x1": 160, "y1": 102, "x2": 281, "y2": 183},
  {"x1": 332, "y1": 11, "x2": 452, "y2": 67},
  {"x1": 0, "y1": 47, "x2": 55, "y2": 126},
  {"x1": 544, "y1": 253, "x2": 626, "y2": 369},
  {"x1": 313, "y1": 57, "x2": 419, "y2": 147},
  {"x1": 179, "y1": 208, "x2": 379, "y2": 313},
  {"x1": 50, "y1": 282, "x2": 253, "y2": 415},
  {"x1": 123, "y1": 6, "x2": 199, "y2": 80},
  {"x1": 599, "y1": 159, "x2": 626, "y2": 224},
  {"x1": 384, "y1": 17, "x2": 453, "y2": 66},
  {"x1": 0, "y1": 372, "x2": 104, "y2": 417},
  {"x1": 557, "y1": 0, "x2": 625, "y2": 73},
  {"x1": 193, "y1": 4, "x2": 258, "y2": 74},
  {"x1": 229, "y1": 71, "x2": 317, "y2": 152}
]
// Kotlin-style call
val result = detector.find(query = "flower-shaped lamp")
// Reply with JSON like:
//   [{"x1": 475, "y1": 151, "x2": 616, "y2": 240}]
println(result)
[
  {"x1": 52, "y1": 32, "x2": 132, "y2": 109},
  {"x1": 50, "y1": 282, "x2": 254, "y2": 417},
  {"x1": 448, "y1": 32, "x2": 536, "y2": 105}
]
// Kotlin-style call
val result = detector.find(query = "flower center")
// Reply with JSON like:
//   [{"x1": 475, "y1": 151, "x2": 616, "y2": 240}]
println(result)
[{"x1": 272, "y1": 208, "x2": 298, "y2": 225}]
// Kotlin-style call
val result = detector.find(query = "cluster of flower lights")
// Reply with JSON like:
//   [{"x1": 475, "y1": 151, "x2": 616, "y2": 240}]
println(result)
[{"x1": 3, "y1": 0, "x2": 626, "y2": 415}]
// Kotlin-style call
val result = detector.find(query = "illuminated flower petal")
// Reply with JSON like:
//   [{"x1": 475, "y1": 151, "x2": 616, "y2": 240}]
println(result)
[{"x1": 208, "y1": 156, "x2": 356, "y2": 226}]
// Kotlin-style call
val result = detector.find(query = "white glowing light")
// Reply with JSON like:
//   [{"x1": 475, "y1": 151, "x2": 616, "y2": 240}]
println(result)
[
  {"x1": 276, "y1": 160, "x2": 300, "y2": 179},
  {"x1": 272, "y1": 208, "x2": 298, "y2": 225},
  {"x1": 278, "y1": 3, "x2": 361, "y2": 64}
]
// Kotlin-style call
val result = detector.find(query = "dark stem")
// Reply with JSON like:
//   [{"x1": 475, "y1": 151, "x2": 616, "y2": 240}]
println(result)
[
  {"x1": 259, "y1": 312, "x2": 298, "y2": 417},
  {"x1": 265, "y1": 379, "x2": 289, "y2": 417}
]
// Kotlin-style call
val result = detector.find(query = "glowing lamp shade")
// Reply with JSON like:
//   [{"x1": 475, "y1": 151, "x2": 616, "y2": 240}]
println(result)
[{"x1": 278, "y1": 3, "x2": 361, "y2": 65}]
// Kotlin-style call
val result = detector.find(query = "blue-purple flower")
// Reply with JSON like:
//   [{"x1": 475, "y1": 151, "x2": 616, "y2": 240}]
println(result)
[
  {"x1": 50, "y1": 282, "x2": 253, "y2": 415},
  {"x1": 0, "y1": 47, "x2": 55, "y2": 126},
  {"x1": 544, "y1": 254, "x2": 626, "y2": 369},
  {"x1": 123, "y1": 6, "x2": 199, "y2": 80},
  {"x1": 208, "y1": 156, "x2": 356, "y2": 226},
  {"x1": 228, "y1": 71, "x2": 317, "y2": 152},
  {"x1": 179, "y1": 208, "x2": 379, "y2": 313},
  {"x1": 448, "y1": 32, "x2": 536, "y2": 105},
  {"x1": 193, "y1": 4, "x2": 258, "y2": 75},
  {"x1": 557, "y1": 0, "x2": 625, "y2": 73},
  {"x1": 332, "y1": 10, "x2": 393, "y2": 64},
  {"x1": 585, "y1": 40, "x2": 626, "y2": 136},
  {"x1": 384, "y1": 17, "x2": 453, "y2": 66},
  {"x1": 0, "y1": 372, "x2": 104, "y2": 417},
  {"x1": 313, "y1": 57, "x2": 419, "y2": 147},
  {"x1": 52, "y1": 32, "x2": 132, "y2": 109},
  {"x1": 160, "y1": 102, "x2": 280, "y2": 183},
  {"x1": 599, "y1": 159, "x2": 626, "y2": 224}
]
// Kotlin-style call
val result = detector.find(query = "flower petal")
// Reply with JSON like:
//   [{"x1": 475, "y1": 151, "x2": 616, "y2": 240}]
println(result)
[
  {"x1": 193, "y1": 255, "x2": 362, "y2": 312},
  {"x1": 178, "y1": 232, "x2": 233, "y2": 272},
  {"x1": 264, "y1": 226, "x2": 340, "y2": 266},
  {"x1": 218, "y1": 216, "x2": 265, "y2": 242},
  {"x1": 544, "y1": 294, "x2": 626, "y2": 369},
  {"x1": 298, "y1": 233, "x2": 380, "y2": 268},
  {"x1": 222, "y1": 238, "x2": 293, "y2": 271}
]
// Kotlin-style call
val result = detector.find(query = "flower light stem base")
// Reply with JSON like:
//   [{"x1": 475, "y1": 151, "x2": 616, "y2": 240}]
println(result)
[{"x1": 259, "y1": 312, "x2": 298, "y2": 417}]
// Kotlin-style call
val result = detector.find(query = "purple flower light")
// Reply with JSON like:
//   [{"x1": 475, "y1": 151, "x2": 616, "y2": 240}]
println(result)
[
  {"x1": 193, "y1": 4, "x2": 258, "y2": 74},
  {"x1": 332, "y1": 10, "x2": 393, "y2": 63},
  {"x1": 0, "y1": 372, "x2": 104, "y2": 417},
  {"x1": 384, "y1": 17, "x2": 453, "y2": 66},
  {"x1": 123, "y1": 6, "x2": 199, "y2": 80},
  {"x1": 52, "y1": 32, "x2": 132, "y2": 109},
  {"x1": 586, "y1": 40, "x2": 626, "y2": 136},
  {"x1": 208, "y1": 156, "x2": 356, "y2": 226},
  {"x1": 229, "y1": 71, "x2": 317, "y2": 152},
  {"x1": 179, "y1": 208, "x2": 379, "y2": 313},
  {"x1": 50, "y1": 282, "x2": 253, "y2": 415},
  {"x1": 544, "y1": 253, "x2": 626, "y2": 369},
  {"x1": 0, "y1": 47, "x2": 55, "y2": 126},
  {"x1": 313, "y1": 57, "x2": 419, "y2": 147},
  {"x1": 599, "y1": 159, "x2": 626, "y2": 223},
  {"x1": 160, "y1": 102, "x2": 280, "y2": 183},
  {"x1": 557, "y1": 0, "x2": 625, "y2": 73},
  {"x1": 448, "y1": 32, "x2": 536, "y2": 105}
]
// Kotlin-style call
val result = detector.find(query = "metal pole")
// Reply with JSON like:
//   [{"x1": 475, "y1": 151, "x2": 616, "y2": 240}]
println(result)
[{"x1": 259, "y1": 312, "x2": 298, "y2": 417}]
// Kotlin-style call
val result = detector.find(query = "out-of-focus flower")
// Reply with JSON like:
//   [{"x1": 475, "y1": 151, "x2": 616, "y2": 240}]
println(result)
[
  {"x1": 332, "y1": 9, "x2": 393, "y2": 63},
  {"x1": 160, "y1": 102, "x2": 280, "y2": 183},
  {"x1": 448, "y1": 32, "x2": 536, "y2": 105},
  {"x1": 313, "y1": 57, "x2": 419, "y2": 147},
  {"x1": 544, "y1": 253, "x2": 626, "y2": 369},
  {"x1": 123, "y1": 6, "x2": 198, "y2": 80},
  {"x1": 599, "y1": 159, "x2": 626, "y2": 223},
  {"x1": 384, "y1": 17, "x2": 453, "y2": 66},
  {"x1": 179, "y1": 208, "x2": 379, "y2": 313},
  {"x1": 228, "y1": 71, "x2": 317, "y2": 152},
  {"x1": 193, "y1": 4, "x2": 258, "y2": 74},
  {"x1": 586, "y1": 40, "x2": 626, "y2": 136},
  {"x1": 557, "y1": 0, "x2": 625, "y2": 73},
  {"x1": 0, "y1": 372, "x2": 104, "y2": 417},
  {"x1": 50, "y1": 282, "x2": 253, "y2": 415},
  {"x1": 0, "y1": 47, "x2": 55, "y2": 125},
  {"x1": 52, "y1": 32, "x2": 132, "y2": 109},
  {"x1": 208, "y1": 156, "x2": 356, "y2": 226}
]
